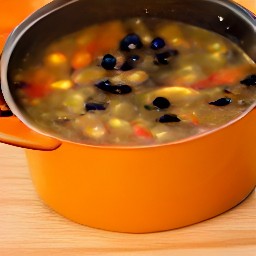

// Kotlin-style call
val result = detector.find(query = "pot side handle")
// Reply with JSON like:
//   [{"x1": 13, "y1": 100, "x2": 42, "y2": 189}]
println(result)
[
  {"x1": 0, "y1": 6, "x2": 61, "y2": 151},
  {"x1": 0, "y1": 114, "x2": 61, "y2": 151},
  {"x1": 0, "y1": 79, "x2": 61, "y2": 151}
]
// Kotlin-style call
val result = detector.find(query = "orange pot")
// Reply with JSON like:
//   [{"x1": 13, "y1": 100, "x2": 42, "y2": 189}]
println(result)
[{"x1": 0, "y1": 0, "x2": 255, "y2": 233}]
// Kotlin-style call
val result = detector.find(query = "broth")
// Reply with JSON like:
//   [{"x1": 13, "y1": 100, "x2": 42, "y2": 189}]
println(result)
[{"x1": 12, "y1": 18, "x2": 256, "y2": 146}]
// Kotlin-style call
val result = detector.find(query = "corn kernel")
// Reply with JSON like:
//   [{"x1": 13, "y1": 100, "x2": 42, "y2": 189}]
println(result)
[
  {"x1": 84, "y1": 125, "x2": 106, "y2": 139},
  {"x1": 44, "y1": 53, "x2": 68, "y2": 67},
  {"x1": 108, "y1": 118, "x2": 125, "y2": 128},
  {"x1": 51, "y1": 80, "x2": 74, "y2": 90},
  {"x1": 158, "y1": 24, "x2": 190, "y2": 48},
  {"x1": 207, "y1": 42, "x2": 228, "y2": 54},
  {"x1": 108, "y1": 118, "x2": 133, "y2": 139}
]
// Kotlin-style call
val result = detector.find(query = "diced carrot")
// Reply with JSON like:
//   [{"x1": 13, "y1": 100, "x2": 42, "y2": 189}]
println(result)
[
  {"x1": 133, "y1": 124, "x2": 153, "y2": 139},
  {"x1": 183, "y1": 112, "x2": 200, "y2": 126},
  {"x1": 85, "y1": 21, "x2": 126, "y2": 57},
  {"x1": 191, "y1": 114, "x2": 200, "y2": 126},
  {"x1": 191, "y1": 65, "x2": 251, "y2": 89},
  {"x1": 97, "y1": 21, "x2": 126, "y2": 51},
  {"x1": 22, "y1": 69, "x2": 54, "y2": 98},
  {"x1": 85, "y1": 41, "x2": 99, "y2": 57},
  {"x1": 76, "y1": 25, "x2": 100, "y2": 46},
  {"x1": 71, "y1": 21, "x2": 126, "y2": 69},
  {"x1": 71, "y1": 50, "x2": 92, "y2": 69},
  {"x1": 23, "y1": 84, "x2": 52, "y2": 98}
]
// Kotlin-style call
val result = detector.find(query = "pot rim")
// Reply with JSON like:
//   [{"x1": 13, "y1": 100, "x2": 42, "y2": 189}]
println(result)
[{"x1": 1, "y1": 0, "x2": 256, "y2": 149}]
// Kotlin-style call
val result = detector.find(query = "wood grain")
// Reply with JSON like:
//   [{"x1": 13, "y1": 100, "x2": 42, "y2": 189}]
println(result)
[
  {"x1": 0, "y1": 144, "x2": 255, "y2": 256},
  {"x1": 0, "y1": 0, "x2": 256, "y2": 255}
]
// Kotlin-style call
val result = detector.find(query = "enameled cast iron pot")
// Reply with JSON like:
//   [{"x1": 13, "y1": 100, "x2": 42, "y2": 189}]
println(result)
[{"x1": 0, "y1": 0, "x2": 255, "y2": 233}]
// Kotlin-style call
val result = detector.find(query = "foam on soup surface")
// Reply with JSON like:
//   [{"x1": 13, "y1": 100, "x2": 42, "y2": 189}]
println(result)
[{"x1": 12, "y1": 18, "x2": 256, "y2": 146}]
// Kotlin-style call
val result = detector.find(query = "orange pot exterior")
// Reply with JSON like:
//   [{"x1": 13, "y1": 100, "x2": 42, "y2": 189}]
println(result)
[
  {"x1": 0, "y1": 116, "x2": 61, "y2": 150},
  {"x1": 26, "y1": 110, "x2": 256, "y2": 233},
  {"x1": 0, "y1": 0, "x2": 51, "y2": 49}
]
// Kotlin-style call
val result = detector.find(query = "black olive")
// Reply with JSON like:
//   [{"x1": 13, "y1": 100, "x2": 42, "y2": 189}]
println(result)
[
  {"x1": 151, "y1": 37, "x2": 166, "y2": 50},
  {"x1": 120, "y1": 55, "x2": 140, "y2": 71},
  {"x1": 120, "y1": 61, "x2": 133, "y2": 71},
  {"x1": 85, "y1": 103, "x2": 107, "y2": 111},
  {"x1": 95, "y1": 80, "x2": 132, "y2": 95},
  {"x1": 110, "y1": 84, "x2": 132, "y2": 95},
  {"x1": 101, "y1": 54, "x2": 117, "y2": 70},
  {"x1": 209, "y1": 97, "x2": 232, "y2": 106},
  {"x1": 153, "y1": 97, "x2": 171, "y2": 109},
  {"x1": 240, "y1": 74, "x2": 256, "y2": 86},
  {"x1": 95, "y1": 80, "x2": 112, "y2": 92},
  {"x1": 158, "y1": 114, "x2": 181, "y2": 123},
  {"x1": 130, "y1": 55, "x2": 140, "y2": 62},
  {"x1": 120, "y1": 34, "x2": 143, "y2": 52},
  {"x1": 154, "y1": 49, "x2": 179, "y2": 65}
]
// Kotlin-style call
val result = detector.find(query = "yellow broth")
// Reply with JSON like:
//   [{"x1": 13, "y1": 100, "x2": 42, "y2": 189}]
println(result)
[{"x1": 12, "y1": 18, "x2": 256, "y2": 146}]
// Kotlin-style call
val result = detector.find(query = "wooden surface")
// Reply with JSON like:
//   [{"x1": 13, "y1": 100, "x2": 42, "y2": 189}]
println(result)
[
  {"x1": 0, "y1": 0, "x2": 256, "y2": 255},
  {"x1": 0, "y1": 145, "x2": 255, "y2": 256}
]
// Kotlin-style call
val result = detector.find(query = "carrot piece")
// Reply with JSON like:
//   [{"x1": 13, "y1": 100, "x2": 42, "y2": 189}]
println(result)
[
  {"x1": 23, "y1": 69, "x2": 54, "y2": 98},
  {"x1": 180, "y1": 112, "x2": 200, "y2": 126},
  {"x1": 133, "y1": 124, "x2": 153, "y2": 139},
  {"x1": 23, "y1": 84, "x2": 52, "y2": 98},
  {"x1": 71, "y1": 50, "x2": 92, "y2": 69},
  {"x1": 85, "y1": 21, "x2": 126, "y2": 57},
  {"x1": 191, "y1": 65, "x2": 252, "y2": 89},
  {"x1": 71, "y1": 21, "x2": 126, "y2": 69}
]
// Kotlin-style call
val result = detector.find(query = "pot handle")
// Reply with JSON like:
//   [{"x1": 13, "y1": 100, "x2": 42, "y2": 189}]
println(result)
[
  {"x1": 0, "y1": 114, "x2": 62, "y2": 151},
  {"x1": 0, "y1": 27, "x2": 61, "y2": 151},
  {"x1": 0, "y1": 96, "x2": 61, "y2": 150}
]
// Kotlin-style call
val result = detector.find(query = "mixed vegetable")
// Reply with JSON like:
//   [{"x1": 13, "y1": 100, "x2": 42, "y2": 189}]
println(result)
[{"x1": 12, "y1": 18, "x2": 256, "y2": 146}]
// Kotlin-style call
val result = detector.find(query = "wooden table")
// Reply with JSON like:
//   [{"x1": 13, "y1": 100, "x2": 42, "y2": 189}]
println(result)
[
  {"x1": 0, "y1": 143, "x2": 255, "y2": 255},
  {"x1": 0, "y1": 0, "x2": 256, "y2": 255}
]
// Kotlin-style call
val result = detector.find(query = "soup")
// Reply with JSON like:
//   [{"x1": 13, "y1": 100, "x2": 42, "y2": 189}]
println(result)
[{"x1": 11, "y1": 18, "x2": 256, "y2": 146}]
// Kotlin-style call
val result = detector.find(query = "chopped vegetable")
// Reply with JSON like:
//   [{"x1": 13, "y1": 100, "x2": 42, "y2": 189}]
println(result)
[{"x1": 11, "y1": 18, "x2": 256, "y2": 146}]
